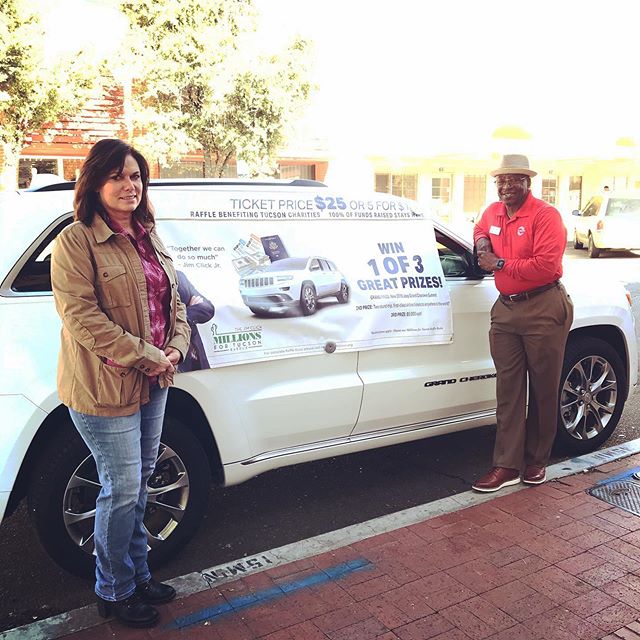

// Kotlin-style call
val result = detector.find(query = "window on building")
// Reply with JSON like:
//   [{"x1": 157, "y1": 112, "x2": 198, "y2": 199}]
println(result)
[
  {"x1": 279, "y1": 164, "x2": 316, "y2": 180},
  {"x1": 463, "y1": 175, "x2": 487, "y2": 213},
  {"x1": 541, "y1": 177, "x2": 557, "y2": 205},
  {"x1": 569, "y1": 175, "x2": 582, "y2": 211},
  {"x1": 18, "y1": 158, "x2": 59, "y2": 189},
  {"x1": 374, "y1": 173, "x2": 417, "y2": 200},
  {"x1": 613, "y1": 176, "x2": 628, "y2": 191},
  {"x1": 432, "y1": 176, "x2": 451, "y2": 203}
]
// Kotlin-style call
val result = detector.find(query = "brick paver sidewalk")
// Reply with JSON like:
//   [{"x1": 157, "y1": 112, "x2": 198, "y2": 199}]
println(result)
[{"x1": 29, "y1": 455, "x2": 640, "y2": 639}]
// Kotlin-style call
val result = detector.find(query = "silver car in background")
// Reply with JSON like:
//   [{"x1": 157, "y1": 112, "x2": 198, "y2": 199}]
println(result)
[{"x1": 572, "y1": 194, "x2": 640, "y2": 258}]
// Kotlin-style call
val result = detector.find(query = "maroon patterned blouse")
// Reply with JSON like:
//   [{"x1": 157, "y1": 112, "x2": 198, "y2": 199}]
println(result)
[{"x1": 103, "y1": 215, "x2": 171, "y2": 367}]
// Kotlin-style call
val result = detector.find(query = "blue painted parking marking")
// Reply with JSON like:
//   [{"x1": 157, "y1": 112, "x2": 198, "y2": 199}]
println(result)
[
  {"x1": 591, "y1": 467, "x2": 640, "y2": 486},
  {"x1": 166, "y1": 557, "x2": 373, "y2": 630}
]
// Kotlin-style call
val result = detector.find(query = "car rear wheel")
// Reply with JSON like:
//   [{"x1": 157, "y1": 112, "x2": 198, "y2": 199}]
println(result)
[
  {"x1": 27, "y1": 414, "x2": 210, "y2": 577},
  {"x1": 555, "y1": 336, "x2": 625, "y2": 455},
  {"x1": 300, "y1": 283, "x2": 317, "y2": 315},
  {"x1": 588, "y1": 234, "x2": 601, "y2": 258}
]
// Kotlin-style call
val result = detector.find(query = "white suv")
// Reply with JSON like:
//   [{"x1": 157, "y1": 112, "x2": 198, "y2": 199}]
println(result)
[
  {"x1": 239, "y1": 256, "x2": 349, "y2": 316},
  {"x1": 572, "y1": 193, "x2": 640, "y2": 258},
  {"x1": 0, "y1": 179, "x2": 636, "y2": 577}
]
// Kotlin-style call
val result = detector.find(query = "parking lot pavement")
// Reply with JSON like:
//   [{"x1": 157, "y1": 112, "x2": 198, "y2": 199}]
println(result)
[{"x1": 6, "y1": 444, "x2": 640, "y2": 639}]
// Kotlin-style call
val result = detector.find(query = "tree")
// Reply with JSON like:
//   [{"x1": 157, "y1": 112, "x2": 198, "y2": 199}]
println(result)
[
  {"x1": 0, "y1": 0, "x2": 96, "y2": 190},
  {"x1": 118, "y1": 0, "x2": 313, "y2": 177}
]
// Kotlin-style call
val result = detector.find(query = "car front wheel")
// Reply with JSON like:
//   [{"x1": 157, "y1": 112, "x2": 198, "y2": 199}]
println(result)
[
  {"x1": 555, "y1": 336, "x2": 626, "y2": 455},
  {"x1": 588, "y1": 234, "x2": 601, "y2": 258},
  {"x1": 27, "y1": 414, "x2": 210, "y2": 578},
  {"x1": 300, "y1": 282, "x2": 317, "y2": 315}
]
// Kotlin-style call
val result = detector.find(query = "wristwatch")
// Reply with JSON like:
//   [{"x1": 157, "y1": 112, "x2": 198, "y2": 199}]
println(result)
[{"x1": 495, "y1": 258, "x2": 505, "y2": 271}]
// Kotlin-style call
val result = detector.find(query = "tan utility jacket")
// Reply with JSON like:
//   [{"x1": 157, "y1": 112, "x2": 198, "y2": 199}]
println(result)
[{"x1": 51, "y1": 214, "x2": 191, "y2": 416}]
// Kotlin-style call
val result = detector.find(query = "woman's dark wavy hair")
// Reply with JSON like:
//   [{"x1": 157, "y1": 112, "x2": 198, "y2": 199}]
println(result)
[{"x1": 74, "y1": 138, "x2": 152, "y2": 225}]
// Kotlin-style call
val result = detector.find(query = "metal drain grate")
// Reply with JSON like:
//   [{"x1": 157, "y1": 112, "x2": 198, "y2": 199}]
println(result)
[{"x1": 588, "y1": 474, "x2": 640, "y2": 516}]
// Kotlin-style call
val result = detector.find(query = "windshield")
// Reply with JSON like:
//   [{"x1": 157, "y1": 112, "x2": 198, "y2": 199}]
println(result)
[
  {"x1": 605, "y1": 198, "x2": 640, "y2": 217},
  {"x1": 264, "y1": 258, "x2": 308, "y2": 271}
]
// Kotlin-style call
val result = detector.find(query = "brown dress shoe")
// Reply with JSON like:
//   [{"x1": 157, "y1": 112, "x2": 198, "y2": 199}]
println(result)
[
  {"x1": 472, "y1": 467, "x2": 520, "y2": 492},
  {"x1": 523, "y1": 465, "x2": 546, "y2": 485}
]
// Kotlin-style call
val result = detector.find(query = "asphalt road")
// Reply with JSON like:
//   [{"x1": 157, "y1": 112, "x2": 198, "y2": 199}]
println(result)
[{"x1": 1, "y1": 245, "x2": 639, "y2": 632}]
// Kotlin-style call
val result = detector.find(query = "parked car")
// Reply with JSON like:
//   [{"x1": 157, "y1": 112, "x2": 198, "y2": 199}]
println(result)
[
  {"x1": 239, "y1": 256, "x2": 349, "y2": 316},
  {"x1": 0, "y1": 179, "x2": 636, "y2": 578},
  {"x1": 572, "y1": 193, "x2": 640, "y2": 257}
]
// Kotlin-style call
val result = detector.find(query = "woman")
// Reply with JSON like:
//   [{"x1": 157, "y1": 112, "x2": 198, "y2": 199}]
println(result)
[{"x1": 51, "y1": 139, "x2": 190, "y2": 628}]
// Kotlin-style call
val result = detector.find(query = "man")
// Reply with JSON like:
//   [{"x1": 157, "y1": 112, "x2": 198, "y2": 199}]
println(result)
[
  {"x1": 472, "y1": 154, "x2": 573, "y2": 492},
  {"x1": 176, "y1": 270, "x2": 215, "y2": 372}
]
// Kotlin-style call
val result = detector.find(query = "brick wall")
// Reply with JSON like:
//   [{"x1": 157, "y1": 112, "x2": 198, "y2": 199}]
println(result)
[
  {"x1": 23, "y1": 84, "x2": 126, "y2": 159},
  {"x1": 7, "y1": 82, "x2": 327, "y2": 187}
]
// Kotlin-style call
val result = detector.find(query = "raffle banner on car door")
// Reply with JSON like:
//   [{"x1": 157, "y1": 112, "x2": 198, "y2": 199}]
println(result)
[{"x1": 154, "y1": 188, "x2": 453, "y2": 367}]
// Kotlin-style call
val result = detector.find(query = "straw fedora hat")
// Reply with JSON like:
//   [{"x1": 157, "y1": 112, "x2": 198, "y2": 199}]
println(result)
[{"x1": 490, "y1": 154, "x2": 537, "y2": 177}]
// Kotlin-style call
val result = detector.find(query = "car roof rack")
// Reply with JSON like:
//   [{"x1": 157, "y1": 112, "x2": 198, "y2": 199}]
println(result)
[{"x1": 26, "y1": 178, "x2": 328, "y2": 192}]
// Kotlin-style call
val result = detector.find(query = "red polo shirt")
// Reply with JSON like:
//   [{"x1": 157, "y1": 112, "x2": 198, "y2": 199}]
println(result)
[{"x1": 473, "y1": 192, "x2": 566, "y2": 295}]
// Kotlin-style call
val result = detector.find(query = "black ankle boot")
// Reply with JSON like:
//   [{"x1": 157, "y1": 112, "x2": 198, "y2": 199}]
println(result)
[
  {"x1": 135, "y1": 577, "x2": 176, "y2": 605},
  {"x1": 96, "y1": 592, "x2": 159, "y2": 628}
]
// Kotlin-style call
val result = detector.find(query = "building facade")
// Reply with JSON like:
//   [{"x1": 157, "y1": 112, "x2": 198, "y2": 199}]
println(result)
[{"x1": 4, "y1": 85, "x2": 640, "y2": 240}]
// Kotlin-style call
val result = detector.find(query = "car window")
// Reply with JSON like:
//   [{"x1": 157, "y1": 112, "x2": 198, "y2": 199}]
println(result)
[
  {"x1": 320, "y1": 259, "x2": 333, "y2": 271},
  {"x1": 605, "y1": 198, "x2": 640, "y2": 217},
  {"x1": 583, "y1": 197, "x2": 602, "y2": 217},
  {"x1": 309, "y1": 259, "x2": 321, "y2": 271},
  {"x1": 434, "y1": 229, "x2": 473, "y2": 278},
  {"x1": 12, "y1": 218, "x2": 72, "y2": 293}
]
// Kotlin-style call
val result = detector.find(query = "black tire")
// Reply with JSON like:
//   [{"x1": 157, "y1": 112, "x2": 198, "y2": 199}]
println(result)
[
  {"x1": 336, "y1": 281, "x2": 349, "y2": 304},
  {"x1": 299, "y1": 282, "x2": 317, "y2": 315},
  {"x1": 588, "y1": 234, "x2": 601, "y2": 258},
  {"x1": 555, "y1": 336, "x2": 626, "y2": 455},
  {"x1": 27, "y1": 414, "x2": 210, "y2": 578},
  {"x1": 573, "y1": 232, "x2": 583, "y2": 250}
]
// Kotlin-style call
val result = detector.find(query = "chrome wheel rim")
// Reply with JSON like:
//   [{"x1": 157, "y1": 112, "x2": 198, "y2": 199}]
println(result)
[
  {"x1": 303, "y1": 286, "x2": 316, "y2": 311},
  {"x1": 62, "y1": 442, "x2": 190, "y2": 554},
  {"x1": 560, "y1": 355, "x2": 617, "y2": 441}
]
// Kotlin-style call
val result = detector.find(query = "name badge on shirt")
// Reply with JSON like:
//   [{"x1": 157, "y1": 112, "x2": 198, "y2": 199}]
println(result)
[{"x1": 489, "y1": 225, "x2": 501, "y2": 235}]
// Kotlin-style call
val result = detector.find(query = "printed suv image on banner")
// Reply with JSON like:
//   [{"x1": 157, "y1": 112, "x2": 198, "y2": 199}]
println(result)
[{"x1": 153, "y1": 189, "x2": 453, "y2": 367}]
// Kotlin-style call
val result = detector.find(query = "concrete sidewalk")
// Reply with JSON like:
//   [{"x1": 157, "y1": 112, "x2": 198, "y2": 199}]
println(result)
[{"x1": 7, "y1": 445, "x2": 640, "y2": 640}]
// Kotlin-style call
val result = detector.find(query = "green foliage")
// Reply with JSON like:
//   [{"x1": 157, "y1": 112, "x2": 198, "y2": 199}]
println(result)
[
  {"x1": 0, "y1": 0, "x2": 96, "y2": 154},
  {"x1": 118, "y1": 0, "x2": 313, "y2": 177}
]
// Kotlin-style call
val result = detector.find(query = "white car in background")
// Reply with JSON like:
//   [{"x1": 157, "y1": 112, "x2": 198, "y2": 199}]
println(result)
[
  {"x1": 572, "y1": 193, "x2": 640, "y2": 258},
  {"x1": 0, "y1": 179, "x2": 636, "y2": 579},
  {"x1": 239, "y1": 256, "x2": 349, "y2": 316}
]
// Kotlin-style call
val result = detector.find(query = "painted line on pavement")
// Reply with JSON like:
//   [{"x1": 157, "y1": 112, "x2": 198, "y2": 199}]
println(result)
[
  {"x1": 4, "y1": 436, "x2": 640, "y2": 639},
  {"x1": 167, "y1": 558, "x2": 373, "y2": 630}
]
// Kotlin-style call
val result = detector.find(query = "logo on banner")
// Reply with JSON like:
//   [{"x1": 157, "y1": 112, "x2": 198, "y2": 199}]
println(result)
[{"x1": 211, "y1": 323, "x2": 263, "y2": 352}]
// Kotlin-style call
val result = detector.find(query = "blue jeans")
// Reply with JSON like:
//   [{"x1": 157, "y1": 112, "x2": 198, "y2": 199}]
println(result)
[{"x1": 68, "y1": 386, "x2": 169, "y2": 601}]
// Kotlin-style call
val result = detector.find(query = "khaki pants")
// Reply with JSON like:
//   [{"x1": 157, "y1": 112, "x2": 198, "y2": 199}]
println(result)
[{"x1": 489, "y1": 283, "x2": 573, "y2": 470}]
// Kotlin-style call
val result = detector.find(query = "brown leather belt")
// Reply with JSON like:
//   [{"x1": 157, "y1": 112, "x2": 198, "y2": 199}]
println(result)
[{"x1": 500, "y1": 280, "x2": 560, "y2": 303}]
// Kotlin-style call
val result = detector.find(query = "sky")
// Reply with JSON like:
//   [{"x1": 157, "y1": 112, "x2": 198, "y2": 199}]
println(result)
[{"x1": 40, "y1": 0, "x2": 640, "y2": 158}]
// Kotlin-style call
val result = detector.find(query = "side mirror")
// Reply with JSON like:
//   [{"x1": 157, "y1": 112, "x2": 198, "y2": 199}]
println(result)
[{"x1": 571, "y1": 210, "x2": 581, "y2": 216}]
